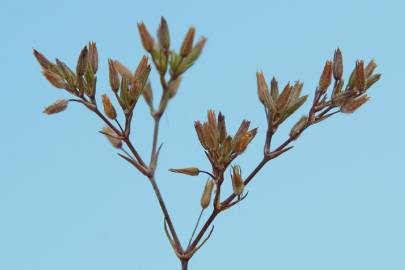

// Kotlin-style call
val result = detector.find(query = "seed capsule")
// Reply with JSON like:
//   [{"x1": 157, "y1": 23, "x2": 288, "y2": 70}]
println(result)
[
  {"x1": 43, "y1": 99, "x2": 68, "y2": 115},
  {"x1": 101, "y1": 94, "x2": 117, "y2": 120},
  {"x1": 200, "y1": 179, "x2": 214, "y2": 209}
]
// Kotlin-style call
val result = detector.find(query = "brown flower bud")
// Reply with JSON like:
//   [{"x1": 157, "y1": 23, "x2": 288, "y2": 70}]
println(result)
[
  {"x1": 276, "y1": 83, "x2": 293, "y2": 111},
  {"x1": 101, "y1": 94, "x2": 117, "y2": 120},
  {"x1": 102, "y1": 126, "x2": 122, "y2": 149},
  {"x1": 168, "y1": 77, "x2": 181, "y2": 98},
  {"x1": 113, "y1": 60, "x2": 133, "y2": 79},
  {"x1": 231, "y1": 165, "x2": 244, "y2": 196},
  {"x1": 365, "y1": 59, "x2": 377, "y2": 78},
  {"x1": 157, "y1": 17, "x2": 170, "y2": 49},
  {"x1": 33, "y1": 49, "x2": 52, "y2": 70},
  {"x1": 108, "y1": 59, "x2": 120, "y2": 92},
  {"x1": 88, "y1": 42, "x2": 98, "y2": 73},
  {"x1": 355, "y1": 60, "x2": 365, "y2": 91},
  {"x1": 333, "y1": 48, "x2": 343, "y2": 81},
  {"x1": 365, "y1": 73, "x2": 381, "y2": 90},
  {"x1": 256, "y1": 72, "x2": 268, "y2": 105},
  {"x1": 137, "y1": 22, "x2": 154, "y2": 52},
  {"x1": 289, "y1": 116, "x2": 308, "y2": 138},
  {"x1": 42, "y1": 70, "x2": 66, "y2": 89},
  {"x1": 200, "y1": 179, "x2": 214, "y2": 209},
  {"x1": 76, "y1": 46, "x2": 88, "y2": 76},
  {"x1": 270, "y1": 76, "x2": 279, "y2": 100},
  {"x1": 341, "y1": 95, "x2": 369, "y2": 113},
  {"x1": 180, "y1": 27, "x2": 195, "y2": 57},
  {"x1": 169, "y1": 167, "x2": 200, "y2": 176},
  {"x1": 319, "y1": 60, "x2": 332, "y2": 92},
  {"x1": 43, "y1": 99, "x2": 68, "y2": 115}
]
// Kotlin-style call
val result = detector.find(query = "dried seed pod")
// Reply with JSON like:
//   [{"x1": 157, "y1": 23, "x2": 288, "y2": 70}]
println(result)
[
  {"x1": 101, "y1": 94, "x2": 117, "y2": 120},
  {"x1": 231, "y1": 165, "x2": 244, "y2": 196},
  {"x1": 114, "y1": 60, "x2": 133, "y2": 80},
  {"x1": 33, "y1": 49, "x2": 52, "y2": 70},
  {"x1": 289, "y1": 116, "x2": 308, "y2": 138},
  {"x1": 341, "y1": 95, "x2": 369, "y2": 113},
  {"x1": 157, "y1": 17, "x2": 170, "y2": 49},
  {"x1": 319, "y1": 60, "x2": 332, "y2": 93},
  {"x1": 218, "y1": 112, "x2": 227, "y2": 143},
  {"x1": 88, "y1": 42, "x2": 98, "y2": 73},
  {"x1": 43, "y1": 99, "x2": 68, "y2": 115},
  {"x1": 276, "y1": 83, "x2": 293, "y2": 111},
  {"x1": 102, "y1": 126, "x2": 122, "y2": 149},
  {"x1": 76, "y1": 46, "x2": 88, "y2": 76},
  {"x1": 365, "y1": 59, "x2": 377, "y2": 78},
  {"x1": 200, "y1": 179, "x2": 214, "y2": 209},
  {"x1": 194, "y1": 121, "x2": 208, "y2": 150},
  {"x1": 333, "y1": 48, "x2": 343, "y2": 81},
  {"x1": 256, "y1": 72, "x2": 268, "y2": 105},
  {"x1": 137, "y1": 22, "x2": 154, "y2": 52},
  {"x1": 365, "y1": 74, "x2": 381, "y2": 90},
  {"x1": 108, "y1": 59, "x2": 120, "y2": 93},
  {"x1": 355, "y1": 60, "x2": 365, "y2": 91},
  {"x1": 42, "y1": 70, "x2": 66, "y2": 89},
  {"x1": 169, "y1": 167, "x2": 200, "y2": 176},
  {"x1": 180, "y1": 27, "x2": 195, "y2": 57},
  {"x1": 270, "y1": 76, "x2": 279, "y2": 100}
]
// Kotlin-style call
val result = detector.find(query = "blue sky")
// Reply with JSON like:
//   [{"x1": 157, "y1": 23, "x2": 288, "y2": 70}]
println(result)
[{"x1": 1, "y1": 0, "x2": 404, "y2": 269}]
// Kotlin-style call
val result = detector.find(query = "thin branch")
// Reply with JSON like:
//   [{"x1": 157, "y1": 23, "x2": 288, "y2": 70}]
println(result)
[{"x1": 187, "y1": 209, "x2": 204, "y2": 249}]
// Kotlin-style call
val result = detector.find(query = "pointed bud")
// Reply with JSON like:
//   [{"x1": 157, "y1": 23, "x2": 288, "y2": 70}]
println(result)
[
  {"x1": 270, "y1": 77, "x2": 279, "y2": 100},
  {"x1": 365, "y1": 59, "x2": 377, "y2": 78},
  {"x1": 42, "y1": 70, "x2": 66, "y2": 89},
  {"x1": 102, "y1": 126, "x2": 122, "y2": 149},
  {"x1": 333, "y1": 48, "x2": 343, "y2": 81},
  {"x1": 231, "y1": 165, "x2": 244, "y2": 196},
  {"x1": 365, "y1": 73, "x2": 381, "y2": 90},
  {"x1": 157, "y1": 17, "x2": 170, "y2": 49},
  {"x1": 168, "y1": 77, "x2": 182, "y2": 98},
  {"x1": 180, "y1": 27, "x2": 195, "y2": 57},
  {"x1": 276, "y1": 83, "x2": 293, "y2": 111},
  {"x1": 76, "y1": 46, "x2": 88, "y2": 76},
  {"x1": 101, "y1": 94, "x2": 117, "y2": 120},
  {"x1": 169, "y1": 167, "x2": 200, "y2": 176},
  {"x1": 114, "y1": 60, "x2": 133, "y2": 79},
  {"x1": 33, "y1": 49, "x2": 52, "y2": 70},
  {"x1": 200, "y1": 179, "x2": 214, "y2": 209},
  {"x1": 319, "y1": 60, "x2": 333, "y2": 92},
  {"x1": 341, "y1": 95, "x2": 369, "y2": 113},
  {"x1": 137, "y1": 22, "x2": 154, "y2": 52},
  {"x1": 256, "y1": 72, "x2": 268, "y2": 104},
  {"x1": 88, "y1": 42, "x2": 98, "y2": 73},
  {"x1": 43, "y1": 99, "x2": 68, "y2": 115},
  {"x1": 176, "y1": 37, "x2": 206, "y2": 75},
  {"x1": 355, "y1": 60, "x2": 365, "y2": 91},
  {"x1": 142, "y1": 81, "x2": 154, "y2": 108},
  {"x1": 108, "y1": 59, "x2": 120, "y2": 92},
  {"x1": 289, "y1": 116, "x2": 308, "y2": 138}
]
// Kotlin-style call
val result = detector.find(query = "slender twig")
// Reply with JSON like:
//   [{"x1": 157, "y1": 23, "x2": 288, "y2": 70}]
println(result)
[
  {"x1": 198, "y1": 170, "x2": 215, "y2": 179},
  {"x1": 187, "y1": 209, "x2": 204, "y2": 249}
]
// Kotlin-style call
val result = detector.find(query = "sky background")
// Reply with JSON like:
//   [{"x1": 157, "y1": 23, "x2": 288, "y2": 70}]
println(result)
[{"x1": 1, "y1": 0, "x2": 404, "y2": 269}]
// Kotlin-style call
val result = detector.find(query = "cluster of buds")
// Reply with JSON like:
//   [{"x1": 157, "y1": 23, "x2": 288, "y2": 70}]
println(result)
[
  {"x1": 137, "y1": 17, "x2": 206, "y2": 82},
  {"x1": 256, "y1": 72, "x2": 308, "y2": 126},
  {"x1": 107, "y1": 56, "x2": 151, "y2": 115},
  {"x1": 34, "y1": 42, "x2": 99, "y2": 111},
  {"x1": 194, "y1": 110, "x2": 257, "y2": 170}
]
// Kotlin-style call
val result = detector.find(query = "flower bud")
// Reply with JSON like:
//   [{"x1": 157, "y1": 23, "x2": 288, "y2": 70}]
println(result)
[
  {"x1": 289, "y1": 116, "x2": 308, "y2": 138},
  {"x1": 102, "y1": 126, "x2": 122, "y2": 149},
  {"x1": 168, "y1": 77, "x2": 181, "y2": 98},
  {"x1": 256, "y1": 72, "x2": 268, "y2": 105},
  {"x1": 169, "y1": 167, "x2": 200, "y2": 176},
  {"x1": 365, "y1": 59, "x2": 377, "y2": 78},
  {"x1": 270, "y1": 76, "x2": 279, "y2": 100},
  {"x1": 319, "y1": 60, "x2": 332, "y2": 93},
  {"x1": 33, "y1": 49, "x2": 52, "y2": 70},
  {"x1": 76, "y1": 46, "x2": 88, "y2": 76},
  {"x1": 333, "y1": 48, "x2": 343, "y2": 81},
  {"x1": 137, "y1": 22, "x2": 154, "y2": 52},
  {"x1": 88, "y1": 42, "x2": 98, "y2": 73},
  {"x1": 180, "y1": 27, "x2": 195, "y2": 57},
  {"x1": 231, "y1": 165, "x2": 244, "y2": 196},
  {"x1": 157, "y1": 17, "x2": 170, "y2": 49},
  {"x1": 101, "y1": 94, "x2": 117, "y2": 120},
  {"x1": 365, "y1": 74, "x2": 381, "y2": 90},
  {"x1": 355, "y1": 60, "x2": 365, "y2": 91},
  {"x1": 42, "y1": 70, "x2": 66, "y2": 89},
  {"x1": 341, "y1": 95, "x2": 369, "y2": 113},
  {"x1": 108, "y1": 59, "x2": 120, "y2": 92},
  {"x1": 43, "y1": 99, "x2": 68, "y2": 115},
  {"x1": 200, "y1": 179, "x2": 214, "y2": 209}
]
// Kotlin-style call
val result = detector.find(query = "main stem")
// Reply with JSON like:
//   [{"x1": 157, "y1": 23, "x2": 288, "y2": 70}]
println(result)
[{"x1": 181, "y1": 259, "x2": 189, "y2": 270}]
